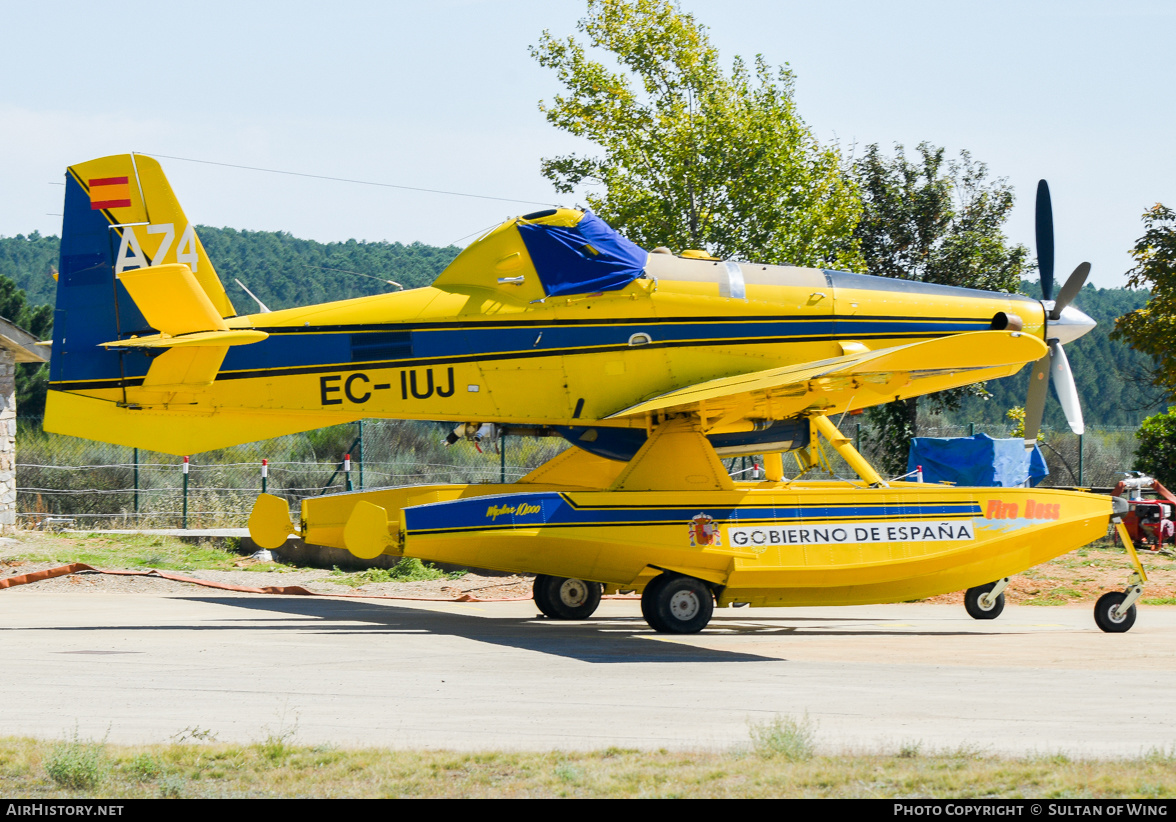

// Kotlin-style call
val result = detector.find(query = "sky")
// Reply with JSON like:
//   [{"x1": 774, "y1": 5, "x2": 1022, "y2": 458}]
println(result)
[{"x1": 1, "y1": 0, "x2": 1171, "y2": 290}]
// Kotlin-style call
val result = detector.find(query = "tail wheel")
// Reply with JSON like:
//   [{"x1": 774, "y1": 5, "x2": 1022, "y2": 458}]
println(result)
[
  {"x1": 533, "y1": 575, "x2": 602, "y2": 620},
  {"x1": 642, "y1": 574, "x2": 714, "y2": 634},
  {"x1": 964, "y1": 583, "x2": 1005, "y2": 620},
  {"x1": 1094, "y1": 591, "x2": 1137, "y2": 633}
]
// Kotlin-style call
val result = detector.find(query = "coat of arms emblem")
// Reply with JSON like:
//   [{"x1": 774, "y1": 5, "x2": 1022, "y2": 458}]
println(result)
[{"x1": 689, "y1": 513, "x2": 721, "y2": 547}]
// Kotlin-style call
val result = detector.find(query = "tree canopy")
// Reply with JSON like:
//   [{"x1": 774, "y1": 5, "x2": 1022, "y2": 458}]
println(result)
[
  {"x1": 851, "y1": 143, "x2": 1031, "y2": 474},
  {"x1": 1112, "y1": 204, "x2": 1176, "y2": 400},
  {"x1": 0, "y1": 272, "x2": 53, "y2": 417},
  {"x1": 1133, "y1": 406, "x2": 1176, "y2": 487},
  {"x1": 531, "y1": 0, "x2": 863, "y2": 269},
  {"x1": 853, "y1": 143, "x2": 1028, "y2": 293}
]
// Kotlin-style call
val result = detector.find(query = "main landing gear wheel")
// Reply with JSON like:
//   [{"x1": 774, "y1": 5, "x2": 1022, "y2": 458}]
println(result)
[
  {"x1": 641, "y1": 574, "x2": 714, "y2": 634},
  {"x1": 964, "y1": 582, "x2": 1005, "y2": 620},
  {"x1": 532, "y1": 575, "x2": 602, "y2": 620},
  {"x1": 1094, "y1": 591, "x2": 1137, "y2": 633}
]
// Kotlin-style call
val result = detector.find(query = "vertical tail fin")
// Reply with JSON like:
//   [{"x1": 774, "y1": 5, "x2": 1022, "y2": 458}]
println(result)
[{"x1": 52, "y1": 153, "x2": 235, "y2": 386}]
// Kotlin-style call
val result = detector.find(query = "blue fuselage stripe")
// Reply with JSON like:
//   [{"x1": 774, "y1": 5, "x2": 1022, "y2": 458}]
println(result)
[
  {"x1": 403, "y1": 492, "x2": 983, "y2": 534},
  {"x1": 53, "y1": 315, "x2": 992, "y2": 385}
]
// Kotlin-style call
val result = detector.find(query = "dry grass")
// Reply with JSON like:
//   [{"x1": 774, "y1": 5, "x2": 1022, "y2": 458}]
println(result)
[
  {"x1": 923, "y1": 542, "x2": 1176, "y2": 606},
  {"x1": 1, "y1": 736, "x2": 1175, "y2": 798}
]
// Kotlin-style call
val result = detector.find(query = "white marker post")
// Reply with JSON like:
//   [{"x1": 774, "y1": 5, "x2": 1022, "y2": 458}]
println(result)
[{"x1": 182, "y1": 456, "x2": 190, "y2": 529}]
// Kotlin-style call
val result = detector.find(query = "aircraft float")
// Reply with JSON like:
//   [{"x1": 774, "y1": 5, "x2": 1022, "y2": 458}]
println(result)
[{"x1": 43, "y1": 154, "x2": 1149, "y2": 634}]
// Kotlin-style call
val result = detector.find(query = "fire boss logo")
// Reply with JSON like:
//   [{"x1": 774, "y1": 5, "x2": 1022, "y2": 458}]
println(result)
[
  {"x1": 689, "y1": 513, "x2": 721, "y2": 547},
  {"x1": 985, "y1": 499, "x2": 1061, "y2": 520}
]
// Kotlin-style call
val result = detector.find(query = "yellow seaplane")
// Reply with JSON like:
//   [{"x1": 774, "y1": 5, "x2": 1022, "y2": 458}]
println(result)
[{"x1": 44, "y1": 154, "x2": 1147, "y2": 633}]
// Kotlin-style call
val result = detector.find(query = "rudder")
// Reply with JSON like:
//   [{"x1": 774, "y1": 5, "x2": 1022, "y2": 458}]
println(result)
[{"x1": 51, "y1": 153, "x2": 235, "y2": 388}]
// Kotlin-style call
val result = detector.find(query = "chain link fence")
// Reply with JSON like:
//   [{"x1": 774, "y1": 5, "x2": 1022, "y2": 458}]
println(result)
[
  {"x1": 16, "y1": 417, "x2": 1142, "y2": 529},
  {"x1": 16, "y1": 419, "x2": 570, "y2": 529}
]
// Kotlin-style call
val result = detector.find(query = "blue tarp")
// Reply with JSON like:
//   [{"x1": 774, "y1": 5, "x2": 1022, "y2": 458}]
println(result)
[
  {"x1": 517, "y1": 212, "x2": 648, "y2": 298},
  {"x1": 907, "y1": 434, "x2": 1049, "y2": 487}
]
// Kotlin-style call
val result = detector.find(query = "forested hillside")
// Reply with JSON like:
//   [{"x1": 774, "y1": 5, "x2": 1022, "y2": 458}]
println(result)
[
  {"x1": 0, "y1": 232, "x2": 57, "y2": 308},
  {"x1": 952, "y1": 282, "x2": 1165, "y2": 429},
  {"x1": 0, "y1": 227, "x2": 460, "y2": 312},
  {"x1": 197, "y1": 227, "x2": 460, "y2": 310},
  {"x1": 0, "y1": 229, "x2": 1163, "y2": 428}
]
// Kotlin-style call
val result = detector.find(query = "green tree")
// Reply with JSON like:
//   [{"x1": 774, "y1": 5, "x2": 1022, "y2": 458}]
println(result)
[
  {"x1": 1112, "y1": 204, "x2": 1176, "y2": 399},
  {"x1": 852, "y1": 143, "x2": 1031, "y2": 474},
  {"x1": 531, "y1": 0, "x2": 863, "y2": 269},
  {"x1": 1133, "y1": 407, "x2": 1176, "y2": 488},
  {"x1": 0, "y1": 275, "x2": 53, "y2": 418}
]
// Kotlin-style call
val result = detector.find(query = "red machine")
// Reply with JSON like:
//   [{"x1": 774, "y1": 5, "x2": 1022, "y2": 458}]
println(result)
[{"x1": 1112, "y1": 475, "x2": 1176, "y2": 551}]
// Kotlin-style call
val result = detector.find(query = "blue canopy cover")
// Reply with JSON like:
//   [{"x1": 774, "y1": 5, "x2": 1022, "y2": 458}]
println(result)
[
  {"x1": 517, "y1": 212, "x2": 648, "y2": 298},
  {"x1": 907, "y1": 434, "x2": 1049, "y2": 487}
]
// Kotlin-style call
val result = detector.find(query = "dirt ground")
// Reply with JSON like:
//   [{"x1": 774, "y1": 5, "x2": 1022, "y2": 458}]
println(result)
[
  {"x1": 0, "y1": 533, "x2": 536, "y2": 601},
  {"x1": 0, "y1": 532, "x2": 1173, "y2": 606}
]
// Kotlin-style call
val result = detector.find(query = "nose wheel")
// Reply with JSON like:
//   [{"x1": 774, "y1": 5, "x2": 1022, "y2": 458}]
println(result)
[
  {"x1": 964, "y1": 578, "x2": 1009, "y2": 620},
  {"x1": 1093, "y1": 519, "x2": 1150, "y2": 633},
  {"x1": 1094, "y1": 589, "x2": 1138, "y2": 633}
]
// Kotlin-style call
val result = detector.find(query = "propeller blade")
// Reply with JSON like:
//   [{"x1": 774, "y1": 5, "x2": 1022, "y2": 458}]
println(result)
[
  {"x1": 1049, "y1": 341, "x2": 1085, "y2": 435},
  {"x1": 1036, "y1": 180, "x2": 1055, "y2": 301},
  {"x1": 1023, "y1": 353, "x2": 1051, "y2": 448},
  {"x1": 1049, "y1": 262, "x2": 1091, "y2": 320}
]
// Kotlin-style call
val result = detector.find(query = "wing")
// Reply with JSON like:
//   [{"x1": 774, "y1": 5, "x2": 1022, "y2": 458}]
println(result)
[{"x1": 605, "y1": 330, "x2": 1047, "y2": 426}]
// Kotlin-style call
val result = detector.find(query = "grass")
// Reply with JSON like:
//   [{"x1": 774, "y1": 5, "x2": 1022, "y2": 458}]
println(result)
[
  {"x1": 748, "y1": 714, "x2": 817, "y2": 761},
  {"x1": 327, "y1": 558, "x2": 465, "y2": 586},
  {"x1": 42, "y1": 729, "x2": 109, "y2": 791},
  {"x1": 3, "y1": 736, "x2": 1176, "y2": 798},
  {"x1": 1023, "y1": 586, "x2": 1087, "y2": 606},
  {"x1": 1, "y1": 531, "x2": 305, "y2": 574}
]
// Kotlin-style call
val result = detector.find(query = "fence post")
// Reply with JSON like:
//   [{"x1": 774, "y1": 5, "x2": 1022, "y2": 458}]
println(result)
[
  {"x1": 133, "y1": 447, "x2": 139, "y2": 516},
  {"x1": 1078, "y1": 433, "x2": 1084, "y2": 486},
  {"x1": 261, "y1": 458, "x2": 268, "y2": 495},
  {"x1": 182, "y1": 455, "x2": 189, "y2": 529},
  {"x1": 970, "y1": 423, "x2": 975, "y2": 437},
  {"x1": 500, "y1": 429, "x2": 506, "y2": 483},
  {"x1": 357, "y1": 420, "x2": 365, "y2": 490},
  {"x1": 344, "y1": 453, "x2": 352, "y2": 492}
]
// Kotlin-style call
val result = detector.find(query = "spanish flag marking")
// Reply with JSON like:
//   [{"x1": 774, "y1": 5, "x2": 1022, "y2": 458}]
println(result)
[{"x1": 88, "y1": 176, "x2": 132, "y2": 210}]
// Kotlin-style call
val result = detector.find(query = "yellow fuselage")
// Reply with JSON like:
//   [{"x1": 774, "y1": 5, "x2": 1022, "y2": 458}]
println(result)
[{"x1": 47, "y1": 239, "x2": 1045, "y2": 455}]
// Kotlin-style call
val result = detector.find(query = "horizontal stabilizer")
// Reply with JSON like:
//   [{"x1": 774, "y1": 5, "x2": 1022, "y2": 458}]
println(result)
[
  {"x1": 101, "y1": 329, "x2": 268, "y2": 349},
  {"x1": 117, "y1": 263, "x2": 229, "y2": 336},
  {"x1": 140, "y1": 346, "x2": 227, "y2": 390},
  {"x1": 607, "y1": 331, "x2": 1048, "y2": 422}
]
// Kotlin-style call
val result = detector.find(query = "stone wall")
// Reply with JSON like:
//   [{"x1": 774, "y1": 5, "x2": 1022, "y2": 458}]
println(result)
[{"x1": 0, "y1": 352, "x2": 13, "y2": 534}]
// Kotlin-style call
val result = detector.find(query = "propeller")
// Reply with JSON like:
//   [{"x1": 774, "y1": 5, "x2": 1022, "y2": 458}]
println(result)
[{"x1": 1022, "y1": 181, "x2": 1095, "y2": 448}]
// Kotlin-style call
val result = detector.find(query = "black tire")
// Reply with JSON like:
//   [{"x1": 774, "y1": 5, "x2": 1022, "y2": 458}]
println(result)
[
  {"x1": 533, "y1": 574, "x2": 560, "y2": 618},
  {"x1": 1094, "y1": 591, "x2": 1137, "y2": 633},
  {"x1": 964, "y1": 583, "x2": 1005, "y2": 620},
  {"x1": 533, "y1": 575, "x2": 602, "y2": 620},
  {"x1": 548, "y1": 577, "x2": 602, "y2": 619},
  {"x1": 639, "y1": 574, "x2": 669, "y2": 626},
  {"x1": 643, "y1": 574, "x2": 714, "y2": 634}
]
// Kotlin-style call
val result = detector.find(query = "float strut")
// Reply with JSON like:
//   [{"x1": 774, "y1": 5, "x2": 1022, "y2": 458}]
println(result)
[
  {"x1": 1113, "y1": 520, "x2": 1148, "y2": 616},
  {"x1": 812, "y1": 415, "x2": 887, "y2": 487}
]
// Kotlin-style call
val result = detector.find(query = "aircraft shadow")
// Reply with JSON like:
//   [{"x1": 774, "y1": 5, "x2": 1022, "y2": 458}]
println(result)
[
  {"x1": 172, "y1": 595, "x2": 784, "y2": 664},
  {"x1": 8, "y1": 596, "x2": 1022, "y2": 662}
]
